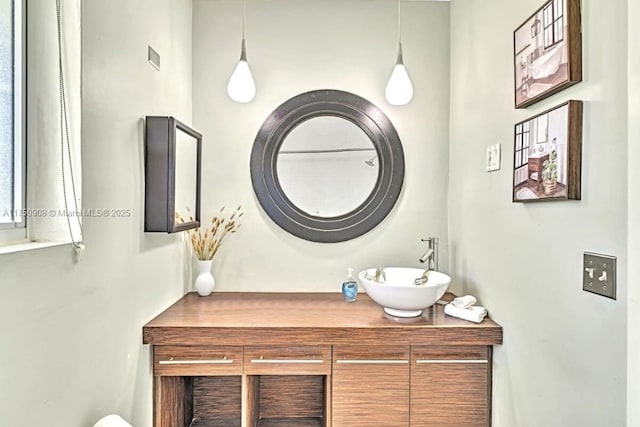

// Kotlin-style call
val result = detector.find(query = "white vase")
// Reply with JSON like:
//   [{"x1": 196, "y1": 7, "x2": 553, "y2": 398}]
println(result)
[{"x1": 194, "y1": 259, "x2": 215, "y2": 296}]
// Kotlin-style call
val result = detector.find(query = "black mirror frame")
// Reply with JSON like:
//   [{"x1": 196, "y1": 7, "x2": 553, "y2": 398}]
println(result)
[
  {"x1": 250, "y1": 90, "x2": 405, "y2": 243},
  {"x1": 145, "y1": 116, "x2": 202, "y2": 233}
]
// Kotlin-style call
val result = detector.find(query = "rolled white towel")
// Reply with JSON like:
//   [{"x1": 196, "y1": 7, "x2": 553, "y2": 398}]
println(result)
[
  {"x1": 93, "y1": 415, "x2": 132, "y2": 427},
  {"x1": 444, "y1": 303, "x2": 488, "y2": 323},
  {"x1": 452, "y1": 295, "x2": 477, "y2": 309}
]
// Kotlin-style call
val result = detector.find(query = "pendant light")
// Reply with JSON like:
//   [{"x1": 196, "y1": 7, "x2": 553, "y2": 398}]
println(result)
[
  {"x1": 385, "y1": 0, "x2": 414, "y2": 106},
  {"x1": 227, "y1": 0, "x2": 256, "y2": 103}
]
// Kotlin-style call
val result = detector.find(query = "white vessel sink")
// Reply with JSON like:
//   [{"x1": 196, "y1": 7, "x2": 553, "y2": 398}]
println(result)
[{"x1": 358, "y1": 267, "x2": 451, "y2": 318}]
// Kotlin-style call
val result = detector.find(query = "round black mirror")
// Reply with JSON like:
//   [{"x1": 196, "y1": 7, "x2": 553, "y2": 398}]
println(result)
[{"x1": 250, "y1": 89, "x2": 405, "y2": 243}]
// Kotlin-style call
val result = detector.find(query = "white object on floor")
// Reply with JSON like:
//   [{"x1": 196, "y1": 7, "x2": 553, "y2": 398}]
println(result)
[
  {"x1": 93, "y1": 415, "x2": 132, "y2": 427},
  {"x1": 444, "y1": 304, "x2": 488, "y2": 323},
  {"x1": 452, "y1": 295, "x2": 477, "y2": 309}
]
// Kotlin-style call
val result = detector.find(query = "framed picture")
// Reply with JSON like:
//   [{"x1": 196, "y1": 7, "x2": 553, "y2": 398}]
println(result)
[
  {"x1": 512, "y1": 100, "x2": 582, "y2": 202},
  {"x1": 513, "y1": 0, "x2": 582, "y2": 109}
]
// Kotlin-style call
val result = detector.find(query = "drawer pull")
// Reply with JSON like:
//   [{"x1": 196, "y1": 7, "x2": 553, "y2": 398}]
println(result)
[
  {"x1": 159, "y1": 356, "x2": 233, "y2": 365},
  {"x1": 336, "y1": 360, "x2": 409, "y2": 365},
  {"x1": 416, "y1": 359, "x2": 488, "y2": 364},
  {"x1": 250, "y1": 359, "x2": 324, "y2": 364}
]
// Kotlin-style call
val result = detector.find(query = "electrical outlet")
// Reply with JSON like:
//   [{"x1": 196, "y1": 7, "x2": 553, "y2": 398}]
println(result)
[
  {"x1": 583, "y1": 252, "x2": 616, "y2": 300},
  {"x1": 486, "y1": 144, "x2": 501, "y2": 172}
]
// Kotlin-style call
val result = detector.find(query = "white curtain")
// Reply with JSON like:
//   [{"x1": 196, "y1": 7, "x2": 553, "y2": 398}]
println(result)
[{"x1": 27, "y1": 0, "x2": 82, "y2": 243}]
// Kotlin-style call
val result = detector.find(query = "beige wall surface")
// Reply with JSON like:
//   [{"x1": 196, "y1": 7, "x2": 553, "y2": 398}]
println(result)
[
  {"x1": 0, "y1": 0, "x2": 192, "y2": 425},
  {"x1": 449, "y1": 0, "x2": 627, "y2": 426},
  {"x1": 628, "y1": 0, "x2": 639, "y2": 425},
  {"x1": 192, "y1": 0, "x2": 451, "y2": 292},
  {"x1": 2, "y1": 0, "x2": 637, "y2": 425}
]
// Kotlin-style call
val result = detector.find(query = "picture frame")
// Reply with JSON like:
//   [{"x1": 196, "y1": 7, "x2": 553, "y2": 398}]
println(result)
[
  {"x1": 512, "y1": 100, "x2": 582, "y2": 203},
  {"x1": 513, "y1": 0, "x2": 582, "y2": 109}
]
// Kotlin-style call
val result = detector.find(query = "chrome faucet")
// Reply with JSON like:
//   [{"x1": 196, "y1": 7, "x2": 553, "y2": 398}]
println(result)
[{"x1": 419, "y1": 237, "x2": 439, "y2": 271}]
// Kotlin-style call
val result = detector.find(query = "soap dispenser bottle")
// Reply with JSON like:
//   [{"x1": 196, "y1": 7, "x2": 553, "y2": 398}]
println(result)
[{"x1": 342, "y1": 268, "x2": 358, "y2": 302}]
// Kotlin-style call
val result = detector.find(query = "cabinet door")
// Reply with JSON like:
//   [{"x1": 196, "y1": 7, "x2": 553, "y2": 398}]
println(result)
[
  {"x1": 411, "y1": 346, "x2": 491, "y2": 427},
  {"x1": 332, "y1": 345, "x2": 410, "y2": 427}
]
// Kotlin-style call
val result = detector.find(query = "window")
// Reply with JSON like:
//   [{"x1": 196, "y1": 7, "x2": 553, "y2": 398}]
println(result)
[
  {"x1": 543, "y1": 0, "x2": 564, "y2": 49},
  {"x1": 0, "y1": 0, "x2": 25, "y2": 243},
  {"x1": 514, "y1": 122, "x2": 531, "y2": 170}
]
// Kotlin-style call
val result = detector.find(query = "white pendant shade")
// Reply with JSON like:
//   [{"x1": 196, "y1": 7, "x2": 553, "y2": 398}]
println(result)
[
  {"x1": 227, "y1": 57, "x2": 256, "y2": 103},
  {"x1": 385, "y1": 42, "x2": 414, "y2": 106},
  {"x1": 228, "y1": 0, "x2": 256, "y2": 104},
  {"x1": 386, "y1": 1, "x2": 413, "y2": 106},
  {"x1": 385, "y1": 63, "x2": 413, "y2": 106}
]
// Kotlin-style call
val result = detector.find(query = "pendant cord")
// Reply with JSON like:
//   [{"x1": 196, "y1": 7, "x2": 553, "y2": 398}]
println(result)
[
  {"x1": 396, "y1": 0, "x2": 404, "y2": 65},
  {"x1": 56, "y1": 0, "x2": 83, "y2": 248},
  {"x1": 397, "y1": 0, "x2": 402, "y2": 44},
  {"x1": 240, "y1": 0, "x2": 248, "y2": 61}
]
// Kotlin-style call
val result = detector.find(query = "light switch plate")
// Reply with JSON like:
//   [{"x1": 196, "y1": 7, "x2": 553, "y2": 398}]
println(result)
[
  {"x1": 583, "y1": 252, "x2": 617, "y2": 300},
  {"x1": 148, "y1": 46, "x2": 160, "y2": 70},
  {"x1": 486, "y1": 144, "x2": 501, "y2": 172}
]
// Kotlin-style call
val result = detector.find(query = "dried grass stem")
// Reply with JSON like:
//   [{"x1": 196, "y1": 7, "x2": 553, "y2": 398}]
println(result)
[{"x1": 176, "y1": 205, "x2": 243, "y2": 260}]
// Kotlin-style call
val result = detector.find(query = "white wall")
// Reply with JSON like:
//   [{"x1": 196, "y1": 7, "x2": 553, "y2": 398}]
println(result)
[
  {"x1": 628, "y1": 0, "x2": 639, "y2": 424},
  {"x1": 449, "y1": 1, "x2": 627, "y2": 426},
  {"x1": 0, "y1": 0, "x2": 192, "y2": 425},
  {"x1": 192, "y1": 0, "x2": 451, "y2": 291}
]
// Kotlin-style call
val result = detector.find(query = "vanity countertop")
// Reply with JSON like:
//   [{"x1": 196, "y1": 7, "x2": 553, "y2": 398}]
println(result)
[{"x1": 143, "y1": 292, "x2": 502, "y2": 347}]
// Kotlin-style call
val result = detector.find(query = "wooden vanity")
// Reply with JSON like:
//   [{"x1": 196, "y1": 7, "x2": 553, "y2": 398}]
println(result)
[{"x1": 143, "y1": 292, "x2": 503, "y2": 427}]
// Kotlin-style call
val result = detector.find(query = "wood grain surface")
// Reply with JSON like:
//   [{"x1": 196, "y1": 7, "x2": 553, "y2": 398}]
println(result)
[
  {"x1": 332, "y1": 346, "x2": 409, "y2": 427},
  {"x1": 143, "y1": 293, "x2": 502, "y2": 346},
  {"x1": 410, "y1": 346, "x2": 491, "y2": 426},
  {"x1": 258, "y1": 375, "x2": 325, "y2": 419},
  {"x1": 323, "y1": 375, "x2": 332, "y2": 427},
  {"x1": 189, "y1": 416, "x2": 241, "y2": 427},
  {"x1": 154, "y1": 345, "x2": 243, "y2": 376},
  {"x1": 244, "y1": 346, "x2": 331, "y2": 375},
  {"x1": 412, "y1": 345, "x2": 489, "y2": 361},
  {"x1": 332, "y1": 345, "x2": 410, "y2": 426},
  {"x1": 255, "y1": 418, "x2": 323, "y2": 427},
  {"x1": 192, "y1": 376, "x2": 242, "y2": 421},
  {"x1": 244, "y1": 375, "x2": 260, "y2": 427},
  {"x1": 567, "y1": 100, "x2": 583, "y2": 200},
  {"x1": 567, "y1": 0, "x2": 582, "y2": 82},
  {"x1": 155, "y1": 376, "x2": 192, "y2": 427},
  {"x1": 147, "y1": 293, "x2": 502, "y2": 427}
]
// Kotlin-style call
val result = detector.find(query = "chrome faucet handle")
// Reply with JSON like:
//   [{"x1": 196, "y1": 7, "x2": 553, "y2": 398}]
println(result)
[
  {"x1": 421, "y1": 237, "x2": 439, "y2": 245},
  {"x1": 419, "y1": 237, "x2": 439, "y2": 271}
]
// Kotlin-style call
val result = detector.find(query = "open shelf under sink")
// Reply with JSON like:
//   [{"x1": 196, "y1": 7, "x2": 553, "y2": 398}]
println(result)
[
  {"x1": 257, "y1": 417, "x2": 324, "y2": 427},
  {"x1": 189, "y1": 416, "x2": 241, "y2": 427}
]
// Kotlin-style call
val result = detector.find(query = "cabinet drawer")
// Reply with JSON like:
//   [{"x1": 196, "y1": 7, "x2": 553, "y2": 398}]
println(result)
[
  {"x1": 153, "y1": 346, "x2": 243, "y2": 376},
  {"x1": 334, "y1": 345, "x2": 410, "y2": 365},
  {"x1": 411, "y1": 345, "x2": 489, "y2": 364},
  {"x1": 244, "y1": 345, "x2": 331, "y2": 375}
]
